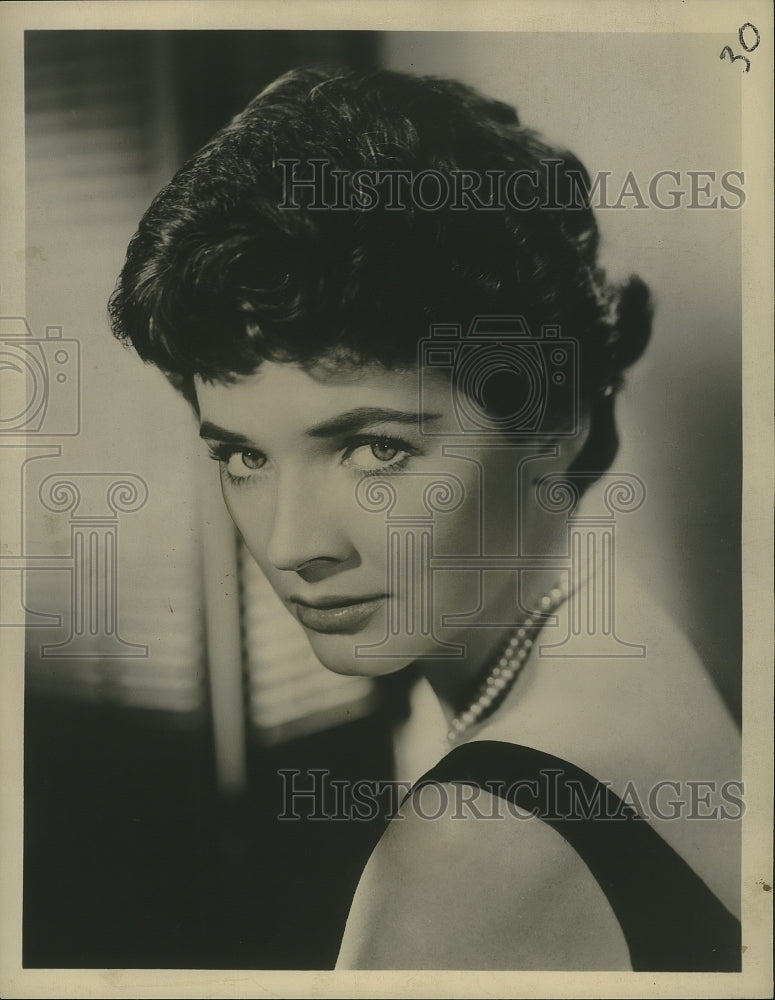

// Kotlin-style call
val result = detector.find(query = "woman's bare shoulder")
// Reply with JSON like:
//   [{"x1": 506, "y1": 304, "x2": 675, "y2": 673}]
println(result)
[
  {"x1": 474, "y1": 568, "x2": 742, "y2": 917},
  {"x1": 335, "y1": 782, "x2": 631, "y2": 971}
]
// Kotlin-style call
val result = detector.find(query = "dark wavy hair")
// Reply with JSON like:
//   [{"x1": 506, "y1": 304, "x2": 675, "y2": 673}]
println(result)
[{"x1": 109, "y1": 66, "x2": 652, "y2": 475}]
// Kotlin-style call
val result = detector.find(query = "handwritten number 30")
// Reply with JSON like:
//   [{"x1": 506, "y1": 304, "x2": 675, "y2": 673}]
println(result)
[{"x1": 720, "y1": 23, "x2": 761, "y2": 73}]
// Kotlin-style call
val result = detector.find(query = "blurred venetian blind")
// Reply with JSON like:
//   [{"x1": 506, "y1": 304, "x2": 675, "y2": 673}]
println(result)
[
  {"x1": 23, "y1": 31, "x2": 206, "y2": 713},
  {"x1": 23, "y1": 30, "x2": 380, "y2": 747}
]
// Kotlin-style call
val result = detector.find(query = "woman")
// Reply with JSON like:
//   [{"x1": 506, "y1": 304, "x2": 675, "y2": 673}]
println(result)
[{"x1": 109, "y1": 66, "x2": 741, "y2": 970}]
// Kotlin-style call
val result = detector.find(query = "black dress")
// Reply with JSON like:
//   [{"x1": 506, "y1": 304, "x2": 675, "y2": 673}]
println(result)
[{"x1": 410, "y1": 740, "x2": 741, "y2": 972}]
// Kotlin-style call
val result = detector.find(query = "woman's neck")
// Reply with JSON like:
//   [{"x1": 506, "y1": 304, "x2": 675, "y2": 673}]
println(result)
[{"x1": 416, "y1": 569, "x2": 562, "y2": 724}]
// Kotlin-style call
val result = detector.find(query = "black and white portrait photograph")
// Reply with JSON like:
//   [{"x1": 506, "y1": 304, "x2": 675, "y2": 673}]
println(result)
[{"x1": 0, "y1": 2, "x2": 772, "y2": 998}]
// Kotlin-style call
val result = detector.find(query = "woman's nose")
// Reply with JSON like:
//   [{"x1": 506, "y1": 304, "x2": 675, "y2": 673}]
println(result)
[{"x1": 265, "y1": 469, "x2": 352, "y2": 574}]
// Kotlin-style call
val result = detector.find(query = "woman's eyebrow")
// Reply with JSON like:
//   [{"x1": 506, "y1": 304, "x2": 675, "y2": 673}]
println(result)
[
  {"x1": 198, "y1": 421, "x2": 254, "y2": 445},
  {"x1": 305, "y1": 407, "x2": 441, "y2": 438}
]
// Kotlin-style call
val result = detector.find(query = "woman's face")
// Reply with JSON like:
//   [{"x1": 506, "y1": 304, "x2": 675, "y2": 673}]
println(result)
[{"x1": 196, "y1": 360, "x2": 567, "y2": 678}]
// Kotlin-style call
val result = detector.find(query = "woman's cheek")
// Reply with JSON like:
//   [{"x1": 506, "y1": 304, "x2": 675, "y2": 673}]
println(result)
[{"x1": 221, "y1": 486, "x2": 271, "y2": 565}]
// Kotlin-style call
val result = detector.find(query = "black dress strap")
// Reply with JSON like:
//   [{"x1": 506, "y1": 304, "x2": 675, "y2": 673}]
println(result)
[{"x1": 410, "y1": 740, "x2": 741, "y2": 972}]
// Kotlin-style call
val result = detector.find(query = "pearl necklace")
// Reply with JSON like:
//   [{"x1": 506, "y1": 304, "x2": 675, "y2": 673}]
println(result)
[{"x1": 446, "y1": 583, "x2": 569, "y2": 746}]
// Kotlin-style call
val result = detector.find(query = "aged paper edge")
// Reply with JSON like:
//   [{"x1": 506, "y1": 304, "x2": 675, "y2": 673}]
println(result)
[{"x1": 0, "y1": 2, "x2": 772, "y2": 997}]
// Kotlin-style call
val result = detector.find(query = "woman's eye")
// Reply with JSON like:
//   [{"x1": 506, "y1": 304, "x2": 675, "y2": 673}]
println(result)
[
  {"x1": 215, "y1": 448, "x2": 267, "y2": 481},
  {"x1": 344, "y1": 437, "x2": 414, "y2": 474},
  {"x1": 370, "y1": 441, "x2": 399, "y2": 462}
]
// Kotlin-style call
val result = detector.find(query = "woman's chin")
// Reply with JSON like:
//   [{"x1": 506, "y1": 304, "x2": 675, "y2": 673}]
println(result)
[{"x1": 301, "y1": 628, "x2": 417, "y2": 678}]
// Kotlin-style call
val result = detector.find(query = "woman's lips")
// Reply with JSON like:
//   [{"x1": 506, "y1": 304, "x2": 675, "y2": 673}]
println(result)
[{"x1": 291, "y1": 595, "x2": 386, "y2": 635}]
